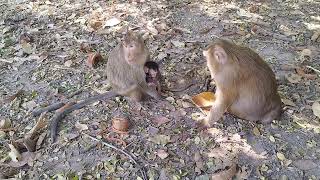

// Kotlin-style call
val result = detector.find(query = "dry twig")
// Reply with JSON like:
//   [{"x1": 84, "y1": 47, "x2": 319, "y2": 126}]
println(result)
[{"x1": 83, "y1": 133, "x2": 148, "y2": 180}]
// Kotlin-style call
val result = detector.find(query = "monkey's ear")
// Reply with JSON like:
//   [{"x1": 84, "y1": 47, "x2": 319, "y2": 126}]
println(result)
[{"x1": 213, "y1": 46, "x2": 228, "y2": 64}]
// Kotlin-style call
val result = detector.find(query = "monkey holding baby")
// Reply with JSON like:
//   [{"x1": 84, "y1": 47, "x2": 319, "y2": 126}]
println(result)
[
  {"x1": 49, "y1": 30, "x2": 162, "y2": 141},
  {"x1": 202, "y1": 39, "x2": 282, "y2": 127}
]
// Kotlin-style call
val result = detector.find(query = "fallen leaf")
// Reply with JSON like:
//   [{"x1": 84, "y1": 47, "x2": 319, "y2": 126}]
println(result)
[
  {"x1": 211, "y1": 163, "x2": 237, "y2": 180},
  {"x1": 0, "y1": 131, "x2": 6, "y2": 139},
  {"x1": 295, "y1": 67, "x2": 317, "y2": 80},
  {"x1": 165, "y1": 96, "x2": 175, "y2": 103},
  {"x1": 300, "y1": 49, "x2": 312, "y2": 57},
  {"x1": 171, "y1": 40, "x2": 185, "y2": 48},
  {"x1": 104, "y1": 17, "x2": 121, "y2": 27},
  {"x1": 281, "y1": 98, "x2": 296, "y2": 107},
  {"x1": 253, "y1": 127, "x2": 260, "y2": 136},
  {"x1": 276, "y1": 152, "x2": 286, "y2": 161},
  {"x1": 0, "y1": 119, "x2": 11, "y2": 129},
  {"x1": 152, "y1": 116, "x2": 171, "y2": 126},
  {"x1": 22, "y1": 100, "x2": 37, "y2": 111},
  {"x1": 235, "y1": 165, "x2": 251, "y2": 179},
  {"x1": 156, "y1": 149, "x2": 169, "y2": 159},
  {"x1": 23, "y1": 137, "x2": 37, "y2": 152},
  {"x1": 8, "y1": 144, "x2": 21, "y2": 162},
  {"x1": 194, "y1": 152, "x2": 204, "y2": 174},
  {"x1": 36, "y1": 132, "x2": 47, "y2": 150},
  {"x1": 195, "y1": 174, "x2": 210, "y2": 180},
  {"x1": 21, "y1": 42, "x2": 33, "y2": 54},
  {"x1": 312, "y1": 101, "x2": 320, "y2": 119},
  {"x1": 64, "y1": 60, "x2": 73, "y2": 67},
  {"x1": 89, "y1": 20, "x2": 103, "y2": 30},
  {"x1": 75, "y1": 122, "x2": 89, "y2": 132},
  {"x1": 87, "y1": 52, "x2": 103, "y2": 68},
  {"x1": 25, "y1": 112, "x2": 47, "y2": 139},
  {"x1": 269, "y1": 135, "x2": 275, "y2": 142},
  {"x1": 293, "y1": 159, "x2": 317, "y2": 170},
  {"x1": 112, "y1": 117, "x2": 129, "y2": 132},
  {"x1": 260, "y1": 164, "x2": 268, "y2": 171},
  {"x1": 149, "y1": 134, "x2": 170, "y2": 145},
  {"x1": 191, "y1": 92, "x2": 215, "y2": 115},
  {"x1": 1, "y1": 152, "x2": 36, "y2": 168},
  {"x1": 285, "y1": 73, "x2": 302, "y2": 83},
  {"x1": 311, "y1": 31, "x2": 320, "y2": 41}
]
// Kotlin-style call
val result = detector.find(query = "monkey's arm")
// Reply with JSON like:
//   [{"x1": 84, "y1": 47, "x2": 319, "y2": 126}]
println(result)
[
  {"x1": 140, "y1": 82, "x2": 162, "y2": 100},
  {"x1": 205, "y1": 88, "x2": 236, "y2": 127},
  {"x1": 50, "y1": 91, "x2": 117, "y2": 142}
]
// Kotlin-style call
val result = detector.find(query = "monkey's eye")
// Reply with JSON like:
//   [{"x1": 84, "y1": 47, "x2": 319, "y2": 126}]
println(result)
[{"x1": 129, "y1": 44, "x2": 134, "y2": 48}]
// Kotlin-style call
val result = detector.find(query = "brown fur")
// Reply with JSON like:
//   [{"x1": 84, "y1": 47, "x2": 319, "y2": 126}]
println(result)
[
  {"x1": 203, "y1": 39, "x2": 282, "y2": 126},
  {"x1": 106, "y1": 31, "x2": 161, "y2": 101}
]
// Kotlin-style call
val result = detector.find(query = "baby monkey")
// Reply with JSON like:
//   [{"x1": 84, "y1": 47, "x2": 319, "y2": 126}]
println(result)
[
  {"x1": 144, "y1": 61, "x2": 161, "y2": 93},
  {"x1": 203, "y1": 39, "x2": 282, "y2": 127}
]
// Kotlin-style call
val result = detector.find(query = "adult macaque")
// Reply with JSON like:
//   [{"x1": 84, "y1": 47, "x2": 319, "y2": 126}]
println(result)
[
  {"x1": 106, "y1": 30, "x2": 162, "y2": 101},
  {"x1": 202, "y1": 39, "x2": 282, "y2": 127},
  {"x1": 48, "y1": 30, "x2": 161, "y2": 142}
]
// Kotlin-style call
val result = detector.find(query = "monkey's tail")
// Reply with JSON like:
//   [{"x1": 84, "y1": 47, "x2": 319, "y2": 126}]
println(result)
[{"x1": 50, "y1": 91, "x2": 118, "y2": 142}]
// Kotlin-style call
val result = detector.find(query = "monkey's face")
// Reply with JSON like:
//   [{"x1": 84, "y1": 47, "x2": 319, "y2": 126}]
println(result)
[
  {"x1": 123, "y1": 32, "x2": 147, "y2": 65},
  {"x1": 149, "y1": 69, "x2": 158, "y2": 78}
]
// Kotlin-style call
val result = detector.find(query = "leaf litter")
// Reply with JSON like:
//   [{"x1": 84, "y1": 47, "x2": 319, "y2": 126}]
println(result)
[{"x1": 0, "y1": 0, "x2": 320, "y2": 179}]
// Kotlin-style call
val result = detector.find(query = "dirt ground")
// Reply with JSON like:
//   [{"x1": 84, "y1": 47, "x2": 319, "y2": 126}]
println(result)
[{"x1": 0, "y1": 0, "x2": 320, "y2": 179}]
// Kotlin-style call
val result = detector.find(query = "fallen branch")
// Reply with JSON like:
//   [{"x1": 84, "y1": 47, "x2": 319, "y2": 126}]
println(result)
[
  {"x1": 83, "y1": 133, "x2": 147, "y2": 180},
  {"x1": 306, "y1": 66, "x2": 320, "y2": 74},
  {"x1": 50, "y1": 91, "x2": 117, "y2": 142},
  {"x1": 32, "y1": 102, "x2": 65, "y2": 117}
]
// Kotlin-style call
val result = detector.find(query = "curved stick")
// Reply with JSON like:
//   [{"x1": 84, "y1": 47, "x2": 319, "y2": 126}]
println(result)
[{"x1": 50, "y1": 91, "x2": 118, "y2": 142}]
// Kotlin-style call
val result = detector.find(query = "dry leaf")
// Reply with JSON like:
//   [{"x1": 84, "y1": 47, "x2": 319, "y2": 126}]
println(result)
[
  {"x1": 211, "y1": 163, "x2": 237, "y2": 180},
  {"x1": 152, "y1": 116, "x2": 171, "y2": 126},
  {"x1": 300, "y1": 49, "x2": 312, "y2": 57},
  {"x1": 171, "y1": 40, "x2": 185, "y2": 48},
  {"x1": 194, "y1": 152, "x2": 205, "y2": 174},
  {"x1": 235, "y1": 165, "x2": 251, "y2": 179},
  {"x1": 64, "y1": 60, "x2": 73, "y2": 67},
  {"x1": 87, "y1": 52, "x2": 103, "y2": 68},
  {"x1": 293, "y1": 159, "x2": 317, "y2": 170},
  {"x1": 21, "y1": 42, "x2": 33, "y2": 54},
  {"x1": 285, "y1": 73, "x2": 302, "y2": 83},
  {"x1": 295, "y1": 67, "x2": 317, "y2": 80},
  {"x1": 191, "y1": 92, "x2": 215, "y2": 115},
  {"x1": 75, "y1": 122, "x2": 89, "y2": 132},
  {"x1": 281, "y1": 98, "x2": 296, "y2": 107},
  {"x1": 269, "y1": 135, "x2": 276, "y2": 142},
  {"x1": 312, "y1": 101, "x2": 320, "y2": 119},
  {"x1": 112, "y1": 117, "x2": 129, "y2": 132},
  {"x1": 149, "y1": 134, "x2": 170, "y2": 145},
  {"x1": 156, "y1": 149, "x2": 169, "y2": 159},
  {"x1": 8, "y1": 144, "x2": 21, "y2": 162},
  {"x1": 25, "y1": 112, "x2": 47, "y2": 139},
  {"x1": 36, "y1": 132, "x2": 47, "y2": 150},
  {"x1": 311, "y1": 31, "x2": 320, "y2": 41},
  {"x1": 253, "y1": 127, "x2": 260, "y2": 136},
  {"x1": 276, "y1": 152, "x2": 286, "y2": 161},
  {"x1": 1, "y1": 152, "x2": 36, "y2": 168},
  {"x1": 104, "y1": 17, "x2": 121, "y2": 27},
  {"x1": 0, "y1": 119, "x2": 11, "y2": 129}
]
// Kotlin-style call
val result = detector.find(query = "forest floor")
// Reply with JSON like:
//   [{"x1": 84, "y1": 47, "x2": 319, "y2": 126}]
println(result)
[{"x1": 0, "y1": 0, "x2": 320, "y2": 179}]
